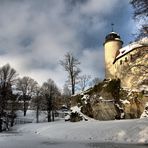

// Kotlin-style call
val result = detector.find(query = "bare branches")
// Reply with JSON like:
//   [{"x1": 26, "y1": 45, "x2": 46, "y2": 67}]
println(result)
[
  {"x1": 16, "y1": 76, "x2": 38, "y2": 116},
  {"x1": 130, "y1": 0, "x2": 148, "y2": 38},
  {"x1": 0, "y1": 64, "x2": 18, "y2": 119},
  {"x1": 78, "y1": 75, "x2": 91, "y2": 91},
  {"x1": 0, "y1": 64, "x2": 18, "y2": 84},
  {"x1": 60, "y1": 52, "x2": 81, "y2": 95},
  {"x1": 41, "y1": 79, "x2": 60, "y2": 122},
  {"x1": 130, "y1": 0, "x2": 148, "y2": 18},
  {"x1": 16, "y1": 76, "x2": 38, "y2": 96}
]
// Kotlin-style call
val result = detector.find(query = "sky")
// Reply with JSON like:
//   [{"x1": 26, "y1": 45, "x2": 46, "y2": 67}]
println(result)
[{"x1": 0, "y1": 0, "x2": 136, "y2": 89}]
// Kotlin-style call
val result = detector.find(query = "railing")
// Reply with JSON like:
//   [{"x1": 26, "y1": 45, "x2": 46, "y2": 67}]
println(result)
[{"x1": 14, "y1": 117, "x2": 33, "y2": 124}]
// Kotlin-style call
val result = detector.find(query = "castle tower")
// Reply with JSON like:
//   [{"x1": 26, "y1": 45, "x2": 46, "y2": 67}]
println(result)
[{"x1": 103, "y1": 32, "x2": 123, "y2": 79}]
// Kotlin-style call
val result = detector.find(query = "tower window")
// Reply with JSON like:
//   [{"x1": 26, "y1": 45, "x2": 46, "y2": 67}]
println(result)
[
  {"x1": 125, "y1": 57, "x2": 128, "y2": 62},
  {"x1": 120, "y1": 60, "x2": 122, "y2": 65},
  {"x1": 130, "y1": 55, "x2": 133, "y2": 61}
]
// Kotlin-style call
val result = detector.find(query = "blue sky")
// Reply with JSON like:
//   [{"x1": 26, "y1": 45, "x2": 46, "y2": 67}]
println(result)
[{"x1": 0, "y1": 0, "x2": 137, "y2": 89}]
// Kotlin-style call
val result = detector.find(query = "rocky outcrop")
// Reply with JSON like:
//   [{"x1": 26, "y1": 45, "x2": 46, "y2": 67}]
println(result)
[
  {"x1": 70, "y1": 80, "x2": 148, "y2": 120},
  {"x1": 123, "y1": 94, "x2": 148, "y2": 119}
]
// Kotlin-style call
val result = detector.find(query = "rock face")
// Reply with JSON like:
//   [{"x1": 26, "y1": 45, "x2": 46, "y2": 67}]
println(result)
[
  {"x1": 92, "y1": 101, "x2": 117, "y2": 120},
  {"x1": 70, "y1": 81, "x2": 148, "y2": 120},
  {"x1": 123, "y1": 93, "x2": 148, "y2": 119}
]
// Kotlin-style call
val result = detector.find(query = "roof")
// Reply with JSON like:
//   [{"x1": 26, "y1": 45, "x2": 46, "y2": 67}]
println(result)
[
  {"x1": 113, "y1": 37, "x2": 148, "y2": 64},
  {"x1": 104, "y1": 32, "x2": 123, "y2": 45}
]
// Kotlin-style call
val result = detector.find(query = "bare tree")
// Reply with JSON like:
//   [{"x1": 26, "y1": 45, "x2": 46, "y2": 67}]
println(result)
[
  {"x1": 60, "y1": 52, "x2": 81, "y2": 95},
  {"x1": 0, "y1": 64, "x2": 18, "y2": 131},
  {"x1": 62, "y1": 84, "x2": 71, "y2": 108},
  {"x1": 78, "y1": 74, "x2": 91, "y2": 91},
  {"x1": 0, "y1": 64, "x2": 18, "y2": 115},
  {"x1": 16, "y1": 76, "x2": 38, "y2": 116},
  {"x1": 31, "y1": 86, "x2": 43, "y2": 123},
  {"x1": 130, "y1": 0, "x2": 148, "y2": 38},
  {"x1": 90, "y1": 77, "x2": 101, "y2": 87},
  {"x1": 41, "y1": 79, "x2": 60, "y2": 122}
]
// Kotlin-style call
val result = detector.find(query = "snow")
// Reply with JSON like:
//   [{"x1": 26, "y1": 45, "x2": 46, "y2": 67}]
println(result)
[
  {"x1": 115, "y1": 37, "x2": 148, "y2": 61},
  {"x1": 71, "y1": 106, "x2": 81, "y2": 113},
  {"x1": 121, "y1": 99, "x2": 130, "y2": 105},
  {"x1": 140, "y1": 102, "x2": 148, "y2": 118},
  {"x1": 1, "y1": 109, "x2": 148, "y2": 145},
  {"x1": 140, "y1": 85, "x2": 148, "y2": 92},
  {"x1": 81, "y1": 94, "x2": 89, "y2": 104},
  {"x1": 138, "y1": 37, "x2": 148, "y2": 46},
  {"x1": 7, "y1": 110, "x2": 148, "y2": 143},
  {"x1": 13, "y1": 118, "x2": 148, "y2": 144},
  {"x1": 70, "y1": 106, "x2": 89, "y2": 121},
  {"x1": 114, "y1": 37, "x2": 148, "y2": 63},
  {"x1": 16, "y1": 110, "x2": 48, "y2": 123}
]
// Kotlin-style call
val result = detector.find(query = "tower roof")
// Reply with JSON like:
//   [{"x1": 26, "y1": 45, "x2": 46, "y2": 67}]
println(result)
[{"x1": 104, "y1": 32, "x2": 123, "y2": 45}]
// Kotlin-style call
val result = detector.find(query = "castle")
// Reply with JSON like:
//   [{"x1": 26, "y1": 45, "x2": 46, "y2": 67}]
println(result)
[{"x1": 103, "y1": 31, "x2": 148, "y2": 90}]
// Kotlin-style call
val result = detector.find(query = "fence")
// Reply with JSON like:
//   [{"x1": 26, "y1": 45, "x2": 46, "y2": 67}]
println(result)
[{"x1": 14, "y1": 117, "x2": 33, "y2": 124}]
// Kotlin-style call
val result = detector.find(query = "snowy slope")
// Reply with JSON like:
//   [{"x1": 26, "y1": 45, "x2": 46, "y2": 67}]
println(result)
[{"x1": 15, "y1": 118, "x2": 148, "y2": 144}]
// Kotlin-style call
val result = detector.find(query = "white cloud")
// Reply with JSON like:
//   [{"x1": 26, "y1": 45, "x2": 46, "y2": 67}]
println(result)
[
  {"x1": 80, "y1": 0, "x2": 119, "y2": 15},
  {"x1": 80, "y1": 48, "x2": 105, "y2": 79}
]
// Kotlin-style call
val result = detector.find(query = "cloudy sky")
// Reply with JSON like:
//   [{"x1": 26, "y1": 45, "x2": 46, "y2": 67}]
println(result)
[{"x1": 0, "y1": 0, "x2": 136, "y2": 89}]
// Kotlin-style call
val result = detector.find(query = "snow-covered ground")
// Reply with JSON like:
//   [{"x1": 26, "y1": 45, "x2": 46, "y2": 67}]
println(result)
[
  {"x1": 14, "y1": 118, "x2": 148, "y2": 144},
  {"x1": 16, "y1": 110, "x2": 48, "y2": 123},
  {"x1": 1, "y1": 109, "x2": 148, "y2": 147}
]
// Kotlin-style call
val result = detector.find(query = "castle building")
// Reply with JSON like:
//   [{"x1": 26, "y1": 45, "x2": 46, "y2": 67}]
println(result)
[{"x1": 103, "y1": 31, "x2": 148, "y2": 89}]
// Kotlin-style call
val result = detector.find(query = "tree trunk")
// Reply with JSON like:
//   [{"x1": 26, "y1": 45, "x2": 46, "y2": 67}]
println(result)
[
  {"x1": 0, "y1": 118, "x2": 2, "y2": 132},
  {"x1": 71, "y1": 77, "x2": 75, "y2": 95},
  {"x1": 23, "y1": 100, "x2": 27, "y2": 116},
  {"x1": 47, "y1": 111, "x2": 51, "y2": 122},
  {"x1": 52, "y1": 111, "x2": 54, "y2": 121},
  {"x1": 36, "y1": 105, "x2": 39, "y2": 123}
]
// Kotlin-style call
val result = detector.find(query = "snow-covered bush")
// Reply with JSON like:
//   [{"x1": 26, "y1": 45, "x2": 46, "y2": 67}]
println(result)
[
  {"x1": 70, "y1": 112, "x2": 83, "y2": 122},
  {"x1": 65, "y1": 106, "x2": 88, "y2": 122}
]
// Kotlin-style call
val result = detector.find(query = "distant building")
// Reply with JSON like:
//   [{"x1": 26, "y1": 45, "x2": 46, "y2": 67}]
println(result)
[{"x1": 103, "y1": 31, "x2": 148, "y2": 89}]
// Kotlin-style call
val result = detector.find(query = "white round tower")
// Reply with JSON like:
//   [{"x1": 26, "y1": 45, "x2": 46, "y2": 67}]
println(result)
[{"x1": 103, "y1": 32, "x2": 123, "y2": 79}]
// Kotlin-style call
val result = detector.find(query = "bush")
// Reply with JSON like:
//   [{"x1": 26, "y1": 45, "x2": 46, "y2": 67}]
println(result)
[{"x1": 70, "y1": 112, "x2": 82, "y2": 122}]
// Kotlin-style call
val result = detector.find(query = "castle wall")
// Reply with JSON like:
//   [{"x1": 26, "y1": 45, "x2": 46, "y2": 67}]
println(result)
[{"x1": 114, "y1": 46, "x2": 148, "y2": 89}]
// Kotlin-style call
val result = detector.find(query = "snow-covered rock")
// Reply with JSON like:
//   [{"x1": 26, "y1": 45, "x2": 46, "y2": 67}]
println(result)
[
  {"x1": 121, "y1": 99, "x2": 130, "y2": 105},
  {"x1": 140, "y1": 102, "x2": 148, "y2": 118},
  {"x1": 81, "y1": 94, "x2": 89, "y2": 104},
  {"x1": 70, "y1": 106, "x2": 88, "y2": 122}
]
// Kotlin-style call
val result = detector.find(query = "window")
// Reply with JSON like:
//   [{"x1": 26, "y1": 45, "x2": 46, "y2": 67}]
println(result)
[
  {"x1": 130, "y1": 54, "x2": 133, "y2": 62},
  {"x1": 120, "y1": 60, "x2": 122, "y2": 65},
  {"x1": 125, "y1": 57, "x2": 128, "y2": 62}
]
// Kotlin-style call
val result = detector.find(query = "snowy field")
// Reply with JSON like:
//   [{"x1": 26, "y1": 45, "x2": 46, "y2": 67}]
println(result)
[
  {"x1": 12, "y1": 118, "x2": 148, "y2": 144},
  {"x1": 0, "y1": 110, "x2": 148, "y2": 148}
]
